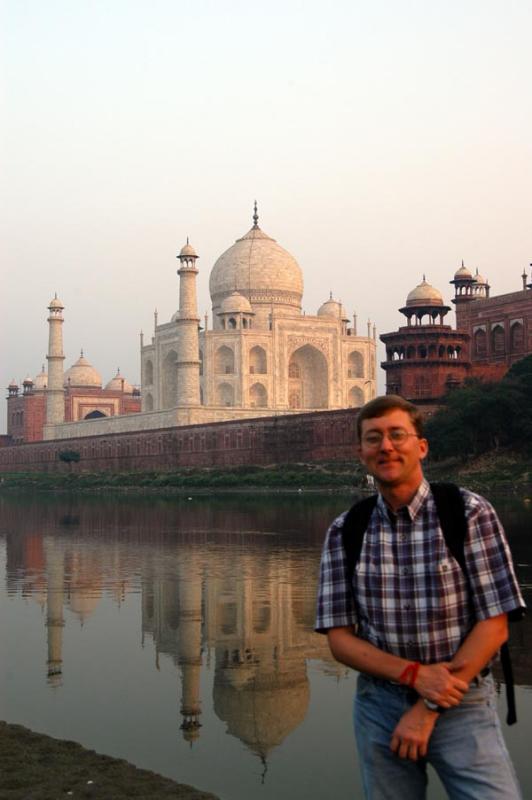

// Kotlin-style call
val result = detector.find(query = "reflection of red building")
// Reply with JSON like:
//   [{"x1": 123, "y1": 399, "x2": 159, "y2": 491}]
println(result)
[
  {"x1": 6, "y1": 353, "x2": 140, "y2": 444},
  {"x1": 381, "y1": 264, "x2": 532, "y2": 408}
]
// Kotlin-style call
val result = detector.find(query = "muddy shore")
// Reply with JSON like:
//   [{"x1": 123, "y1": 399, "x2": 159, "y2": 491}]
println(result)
[{"x1": 0, "y1": 721, "x2": 219, "y2": 800}]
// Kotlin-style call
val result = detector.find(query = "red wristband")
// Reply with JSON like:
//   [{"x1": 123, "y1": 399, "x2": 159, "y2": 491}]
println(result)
[{"x1": 398, "y1": 661, "x2": 420, "y2": 687}]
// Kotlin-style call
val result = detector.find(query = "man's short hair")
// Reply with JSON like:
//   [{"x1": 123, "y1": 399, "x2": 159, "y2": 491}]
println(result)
[{"x1": 356, "y1": 395, "x2": 424, "y2": 440}]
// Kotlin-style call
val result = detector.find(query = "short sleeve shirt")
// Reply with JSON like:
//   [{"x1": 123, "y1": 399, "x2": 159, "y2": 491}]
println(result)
[{"x1": 315, "y1": 479, "x2": 525, "y2": 664}]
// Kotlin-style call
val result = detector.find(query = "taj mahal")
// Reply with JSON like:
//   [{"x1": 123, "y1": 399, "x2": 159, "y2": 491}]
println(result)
[{"x1": 8, "y1": 205, "x2": 377, "y2": 443}]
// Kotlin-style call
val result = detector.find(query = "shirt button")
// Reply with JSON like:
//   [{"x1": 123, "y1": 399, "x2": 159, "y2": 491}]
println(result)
[
  {"x1": 403, "y1": 568, "x2": 409, "y2": 575},
  {"x1": 442, "y1": 564, "x2": 448, "y2": 572},
  {"x1": 404, "y1": 604, "x2": 411, "y2": 611}
]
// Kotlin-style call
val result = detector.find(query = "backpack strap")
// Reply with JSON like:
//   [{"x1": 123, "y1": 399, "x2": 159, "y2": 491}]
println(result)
[
  {"x1": 431, "y1": 481, "x2": 516, "y2": 724},
  {"x1": 429, "y1": 482, "x2": 467, "y2": 571},
  {"x1": 341, "y1": 494, "x2": 378, "y2": 583}
]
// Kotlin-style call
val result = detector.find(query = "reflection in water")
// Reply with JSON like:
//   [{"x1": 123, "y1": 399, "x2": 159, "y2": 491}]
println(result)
[
  {"x1": 1, "y1": 492, "x2": 343, "y2": 762},
  {"x1": 0, "y1": 491, "x2": 531, "y2": 798}
]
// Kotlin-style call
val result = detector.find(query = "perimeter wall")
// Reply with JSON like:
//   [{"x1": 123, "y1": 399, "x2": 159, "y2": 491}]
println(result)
[{"x1": 0, "y1": 408, "x2": 360, "y2": 473}]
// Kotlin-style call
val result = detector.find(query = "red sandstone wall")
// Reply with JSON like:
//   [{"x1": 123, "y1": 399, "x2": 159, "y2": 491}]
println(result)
[{"x1": 0, "y1": 408, "x2": 360, "y2": 474}]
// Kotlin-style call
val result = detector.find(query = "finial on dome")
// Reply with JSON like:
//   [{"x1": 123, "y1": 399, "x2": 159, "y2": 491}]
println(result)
[
  {"x1": 253, "y1": 200, "x2": 259, "y2": 228},
  {"x1": 329, "y1": 291, "x2": 333, "y2": 300},
  {"x1": 80, "y1": 348, "x2": 84, "y2": 357},
  {"x1": 422, "y1": 273, "x2": 426, "y2": 282}
]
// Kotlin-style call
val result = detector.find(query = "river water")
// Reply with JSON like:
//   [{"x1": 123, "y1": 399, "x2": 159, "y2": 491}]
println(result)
[{"x1": 0, "y1": 491, "x2": 530, "y2": 799}]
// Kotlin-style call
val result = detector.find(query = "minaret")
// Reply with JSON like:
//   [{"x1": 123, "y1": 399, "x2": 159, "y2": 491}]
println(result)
[
  {"x1": 176, "y1": 240, "x2": 201, "y2": 406},
  {"x1": 177, "y1": 555, "x2": 203, "y2": 741},
  {"x1": 45, "y1": 295, "x2": 65, "y2": 431},
  {"x1": 45, "y1": 539, "x2": 65, "y2": 687}
]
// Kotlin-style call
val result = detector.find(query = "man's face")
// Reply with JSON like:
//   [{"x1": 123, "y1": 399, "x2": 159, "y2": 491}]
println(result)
[{"x1": 357, "y1": 409, "x2": 428, "y2": 490}]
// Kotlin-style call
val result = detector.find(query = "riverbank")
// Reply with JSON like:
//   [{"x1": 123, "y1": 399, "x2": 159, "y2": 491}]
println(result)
[
  {"x1": 0, "y1": 452, "x2": 531, "y2": 496},
  {"x1": 0, "y1": 721, "x2": 218, "y2": 800}
]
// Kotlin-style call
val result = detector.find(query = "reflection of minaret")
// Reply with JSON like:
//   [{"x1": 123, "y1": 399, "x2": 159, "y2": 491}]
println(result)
[
  {"x1": 177, "y1": 556, "x2": 203, "y2": 741},
  {"x1": 44, "y1": 294, "x2": 65, "y2": 435},
  {"x1": 176, "y1": 241, "x2": 201, "y2": 406},
  {"x1": 45, "y1": 539, "x2": 65, "y2": 687}
]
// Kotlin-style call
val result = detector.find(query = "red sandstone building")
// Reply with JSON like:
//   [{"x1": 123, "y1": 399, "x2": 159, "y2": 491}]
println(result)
[
  {"x1": 6, "y1": 353, "x2": 140, "y2": 444},
  {"x1": 381, "y1": 264, "x2": 532, "y2": 408}
]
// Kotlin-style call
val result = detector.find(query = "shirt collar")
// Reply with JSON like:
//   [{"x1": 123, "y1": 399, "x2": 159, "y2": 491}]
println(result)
[{"x1": 376, "y1": 477, "x2": 430, "y2": 522}]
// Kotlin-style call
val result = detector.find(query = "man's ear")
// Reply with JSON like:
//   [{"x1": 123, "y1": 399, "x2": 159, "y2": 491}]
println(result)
[{"x1": 419, "y1": 438, "x2": 429, "y2": 461}]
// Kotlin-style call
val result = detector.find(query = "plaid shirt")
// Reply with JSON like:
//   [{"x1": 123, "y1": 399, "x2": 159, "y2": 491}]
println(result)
[{"x1": 315, "y1": 479, "x2": 525, "y2": 664}]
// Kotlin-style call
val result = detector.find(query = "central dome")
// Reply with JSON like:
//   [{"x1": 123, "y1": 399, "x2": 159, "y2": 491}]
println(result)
[
  {"x1": 209, "y1": 213, "x2": 303, "y2": 325},
  {"x1": 64, "y1": 352, "x2": 102, "y2": 388}
]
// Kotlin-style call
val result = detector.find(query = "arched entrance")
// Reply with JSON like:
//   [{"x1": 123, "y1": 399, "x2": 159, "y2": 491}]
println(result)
[{"x1": 287, "y1": 345, "x2": 328, "y2": 408}]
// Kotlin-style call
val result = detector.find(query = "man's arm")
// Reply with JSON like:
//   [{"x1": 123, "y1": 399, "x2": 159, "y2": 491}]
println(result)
[
  {"x1": 390, "y1": 613, "x2": 509, "y2": 761},
  {"x1": 327, "y1": 626, "x2": 468, "y2": 706}
]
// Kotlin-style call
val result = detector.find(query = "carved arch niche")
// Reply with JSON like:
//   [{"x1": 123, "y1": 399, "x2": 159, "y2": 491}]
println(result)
[{"x1": 287, "y1": 344, "x2": 329, "y2": 409}]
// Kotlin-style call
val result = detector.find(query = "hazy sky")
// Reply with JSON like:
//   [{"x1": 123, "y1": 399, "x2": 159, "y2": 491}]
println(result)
[{"x1": 2, "y1": 0, "x2": 532, "y2": 432}]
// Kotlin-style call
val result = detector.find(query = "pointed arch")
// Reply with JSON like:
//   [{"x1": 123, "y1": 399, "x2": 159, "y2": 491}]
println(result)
[
  {"x1": 474, "y1": 328, "x2": 486, "y2": 357},
  {"x1": 249, "y1": 345, "x2": 267, "y2": 374},
  {"x1": 162, "y1": 349, "x2": 178, "y2": 408},
  {"x1": 510, "y1": 321, "x2": 524, "y2": 353},
  {"x1": 491, "y1": 324, "x2": 505, "y2": 356},
  {"x1": 215, "y1": 346, "x2": 235, "y2": 375},
  {"x1": 288, "y1": 345, "x2": 328, "y2": 408},
  {"x1": 216, "y1": 382, "x2": 234, "y2": 406},
  {"x1": 348, "y1": 386, "x2": 364, "y2": 407},
  {"x1": 249, "y1": 382, "x2": 267, "y2": 407},
  {"x1": 347, "y1": 351, "x2": 364, "y2": 378},
  {"x1": 144, "y1": 359, "x2": 154, "y2": 385}
]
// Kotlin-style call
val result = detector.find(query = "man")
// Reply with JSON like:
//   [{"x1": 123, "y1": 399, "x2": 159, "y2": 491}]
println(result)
[{"x1": 316, "y1": 395, "x2": 525, "y2": 799}]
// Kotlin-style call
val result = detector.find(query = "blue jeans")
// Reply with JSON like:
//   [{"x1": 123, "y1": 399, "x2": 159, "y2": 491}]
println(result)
[{"x1": 354, "y1": 672, "x2": 522, "y2": 800}]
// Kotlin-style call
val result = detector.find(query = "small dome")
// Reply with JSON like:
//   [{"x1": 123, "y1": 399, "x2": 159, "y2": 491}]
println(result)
[
  {"x1": 474, "y1": 269, "x2": 487, "y2": 285},
  {"x1": 105, "y1": 369, "x2": 134, "y2": 394},
  {"x1": 33, "y1": 365, "x2": 47, "y2": 390},
  {"x1": 454, "y1": 261, "x2": 472, "y2": 280},
  {"x1": 406, "y1": 277, "x2": 444, "y2": 307},
  {"x1": 179, "y1": 241, "x2": 197, "y2": 258},
  {"x1": 48, "y1": 295, "x2": 64, "y2": 309},
  {"x1": 8, "y1": 378, "x2": 18, "y2": 389},
  {"x1": 23, "y1": 375, "x2": 33, "y2": 385},
  {"x1": 64, "y1": 352, "x2": 102, "y2": 388},
  {"x1": 317, "y1": 293, "x2": 348, "y2": 321},
  {"x1": 219, "y1": 291, "x2": 253, "y2": 315},
  {"x1": 170, "y1": 309, "x2": 180, "y2": 322}
]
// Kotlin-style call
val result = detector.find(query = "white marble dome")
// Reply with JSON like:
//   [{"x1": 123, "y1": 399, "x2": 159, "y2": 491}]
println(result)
[
  {"x1": 105, "y1": 369, "x2": 134, "y2": 393},
  {"x1": 33, "y1": 365, "x2": 48, "y2": 390},
  {"x1": 406, "y1": 278, "x2": 444, "y2": 307},
  {"x1": 318, "y1": 294, "x2": 348, "y2": 320},
  {"x1": 209, "y1": 222, "x2": 303, "y2": 309},
  {"x1": 220, "y1": 291, "x2": 253, "y2": 315},
  {"x1": 179, "y1": 241, "x2": 197, "y2": 258},
  {"x1": 64, "y1": 352, "x2": 102, "y2": 388}
]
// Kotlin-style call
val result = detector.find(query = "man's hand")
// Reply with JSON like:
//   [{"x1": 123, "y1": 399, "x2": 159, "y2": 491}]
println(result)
[
  {"x1": 415, "y1": 662, "x2": 468, "y2": 708},
  {"x1": 390, "y1": 700, "x2": 438, "y2": 761}
]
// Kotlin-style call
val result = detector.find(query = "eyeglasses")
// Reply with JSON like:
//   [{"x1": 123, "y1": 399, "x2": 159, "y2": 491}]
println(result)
[{"x1": 361, "y1": 429, "x2": 420, "y2": 449}]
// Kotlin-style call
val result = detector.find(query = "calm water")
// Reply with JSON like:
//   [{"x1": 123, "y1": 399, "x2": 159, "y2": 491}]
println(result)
[{"x1": 0, "y1": 491, "x2": 530, "y2": 800}]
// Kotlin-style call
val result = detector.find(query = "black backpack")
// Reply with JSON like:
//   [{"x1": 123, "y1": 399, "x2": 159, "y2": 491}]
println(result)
[{"x1": 341, "y1": 482, "x2": 519, "y2": 725}]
